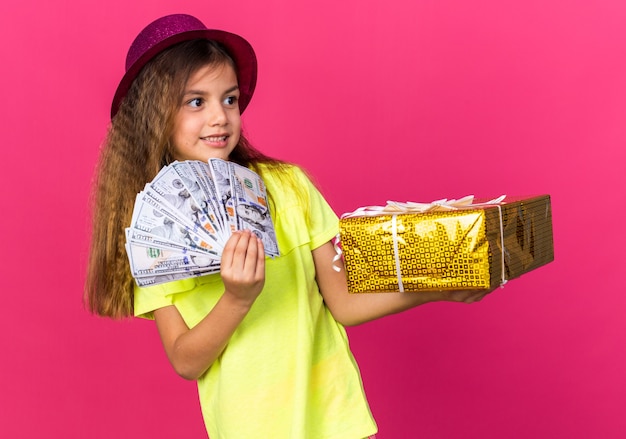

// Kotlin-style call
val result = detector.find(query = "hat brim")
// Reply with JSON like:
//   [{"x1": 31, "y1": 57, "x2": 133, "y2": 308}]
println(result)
[{"x1": 111, "y1": 29, "x2": 257, "y2": 118}]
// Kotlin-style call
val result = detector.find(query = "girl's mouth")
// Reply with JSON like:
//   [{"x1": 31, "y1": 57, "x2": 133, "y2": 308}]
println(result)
[{"x1": 203, "y1": 135, "x2": 228, "y2": 142}]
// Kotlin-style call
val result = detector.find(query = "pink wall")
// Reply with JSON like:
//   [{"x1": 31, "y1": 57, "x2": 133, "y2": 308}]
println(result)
[{"x1": 1, "y1": 0, "x2": 624, "y2": 437}]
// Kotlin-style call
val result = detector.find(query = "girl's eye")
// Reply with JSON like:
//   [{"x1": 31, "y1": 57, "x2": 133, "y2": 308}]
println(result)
[
  {"x1": 224, "y1": 96, "x2": 238, "y2": 106},
  {"x1": 188, "y1": 98, "x2": 204, "y2": 108}
]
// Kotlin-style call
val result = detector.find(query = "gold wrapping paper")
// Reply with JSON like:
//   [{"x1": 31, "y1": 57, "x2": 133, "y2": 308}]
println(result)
[{"x1": 339, "y1": 195, "x2": 554, "y2": 293}]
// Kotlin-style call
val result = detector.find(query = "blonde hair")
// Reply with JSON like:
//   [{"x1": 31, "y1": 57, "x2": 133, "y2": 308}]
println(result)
[{"x1": 85, "y1": 39, "x2": 290, "y2": 318}]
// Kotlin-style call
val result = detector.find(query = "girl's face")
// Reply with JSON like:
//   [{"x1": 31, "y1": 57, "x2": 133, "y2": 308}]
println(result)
[{"x1": 172, "y1": 62, "x2": 242, "y2": 162}]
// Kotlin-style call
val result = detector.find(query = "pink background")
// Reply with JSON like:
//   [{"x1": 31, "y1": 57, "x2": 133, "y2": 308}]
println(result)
[{"x1": 1, "y1": 0, "x2": 624, "y2": 438}]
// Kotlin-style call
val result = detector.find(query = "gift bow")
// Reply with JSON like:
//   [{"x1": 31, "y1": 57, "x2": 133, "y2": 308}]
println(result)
[
  {"x1": 340, "y1": 195, "x2": 506, "y2": 218},
  {"x1": 335, "y1": 195, "x2": 508, "y2": 290}
]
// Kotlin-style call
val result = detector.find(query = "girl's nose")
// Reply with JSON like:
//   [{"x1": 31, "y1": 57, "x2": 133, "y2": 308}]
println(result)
[{"x1": 208, "y1": 103, "x2": 227, "y2": 126}]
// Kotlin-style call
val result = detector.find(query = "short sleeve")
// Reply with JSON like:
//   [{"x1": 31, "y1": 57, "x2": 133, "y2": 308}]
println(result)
[
  {"x1": 261, "y1": 165, "x2": 339, "y2": 254},
  {"x1": 296, "y1": 168, "x2": 339, "y2": 250},
  {"x1": 134, "y1": 277, "x2": 198, "y2": 319}
]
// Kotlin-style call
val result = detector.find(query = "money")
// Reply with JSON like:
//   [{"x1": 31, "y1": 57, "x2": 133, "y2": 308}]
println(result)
[
  {"x1": 126, "y1": 242, "x2": 219, "y2": 277},
  {"x1": 229, "y1": 161, "x2": 279, "y2": 257},
  {"x1": 131, "y1": 186, "x2": 222, "y2": 252},
  {"x1": 126, "y1": 159, "x2": 279, "y2": 286},
  {"x1": 150, "y1": 164, "x2": 222, "y2": 240},
  {"x1": 208, "y1": 158, "x2": 238, "y2": 234}
]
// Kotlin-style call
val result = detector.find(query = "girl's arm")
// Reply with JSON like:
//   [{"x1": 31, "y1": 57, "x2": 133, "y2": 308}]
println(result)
[
  {"x1": 153, "y1": 230, "x2": 265, "y2": 380},
  {"x1": 314, "y1": 241, "x2": 492, "y2": 327}
]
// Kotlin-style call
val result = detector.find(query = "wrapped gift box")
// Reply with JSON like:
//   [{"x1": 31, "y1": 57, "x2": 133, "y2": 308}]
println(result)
[{"x1": 339, "y1": 195, "x2": 554, "y2": 293}]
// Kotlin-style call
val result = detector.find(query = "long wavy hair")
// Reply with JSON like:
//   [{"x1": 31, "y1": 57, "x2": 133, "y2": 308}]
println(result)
[{"x1": 85, "y1": 39, "x2": 289, "y2": 318}]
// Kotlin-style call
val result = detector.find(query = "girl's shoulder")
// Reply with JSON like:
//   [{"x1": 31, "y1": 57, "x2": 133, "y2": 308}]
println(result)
[
  {"x1": 256, "y1": 161, "x2": 305, "y2": 178},
  {"x1": 255, "y1": 162, "x2": 314, "y2": 191},
  {"x1": 254, "y1": 161, "x2": 322, "y2": 214}
]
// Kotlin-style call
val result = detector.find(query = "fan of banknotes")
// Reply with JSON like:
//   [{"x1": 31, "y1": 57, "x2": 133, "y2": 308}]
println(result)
[{"x1": 125, "y1": 158, "x2": 279, "y2": 287}]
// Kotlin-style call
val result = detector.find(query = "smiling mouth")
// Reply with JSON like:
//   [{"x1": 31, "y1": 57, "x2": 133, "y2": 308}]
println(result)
[{"x1": 202, "y1": 135, "x2": 228, "y2": 142}]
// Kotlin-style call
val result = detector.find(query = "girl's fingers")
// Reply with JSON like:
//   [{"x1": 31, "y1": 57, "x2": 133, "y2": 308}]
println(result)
[
  {"x1": 222, "y1": 231, "x2": 249, "y2": 266},
  {"x1": 221, "y1": 232, "x2": 241, "y2": 268},
  {"x1": 222, "y1": 231, "x2": 264, "y2": 278},
  {"x1": 463, "y1": 289, "x2": 491, "y2": 303},
  {"x1": 242, "y1": 236, "x2": 266, "y2": 282},
  {"x1": 254, "y1": 237, "x2": 265, "y2": 279},
  {"x1": 240, "y1": 232, "x2": 258, "y2": 273},
  {"x1": 220, "y1": 232, "x2": 266, "y2": 303}
]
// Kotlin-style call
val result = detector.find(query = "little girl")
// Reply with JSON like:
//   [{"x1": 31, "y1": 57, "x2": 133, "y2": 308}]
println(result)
[{"x1": 85, "y1": 13, "x2": 489, "y2": 438}]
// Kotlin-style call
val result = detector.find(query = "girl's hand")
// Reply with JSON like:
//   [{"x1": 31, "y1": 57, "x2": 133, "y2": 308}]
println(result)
[
  {"x1": 437, "y1": 288, "x2": 494, "y2": 304},
  {"x1": 220, "y1": 230, "x2": 265, "y2": 306}
]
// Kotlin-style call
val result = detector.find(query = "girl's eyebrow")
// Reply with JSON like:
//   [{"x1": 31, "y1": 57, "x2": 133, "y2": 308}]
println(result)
[
  {"x1": 183, "y1": 85, "x2": 240, "y2": 96},
  {"x1": 224, "y1": 85, "x2": 240, "y2": 94}
]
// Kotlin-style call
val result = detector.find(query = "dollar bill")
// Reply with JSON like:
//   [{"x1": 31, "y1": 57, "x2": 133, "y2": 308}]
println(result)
[
  {"x1": 126, "y1": 241, "x2": 219, "y2": 278},
  {"x1": 170, "y1": 161, "x2": 223, "y2": 235},
  {"x1": 125, "y1": 228, "x2": 220, "y2": 259},
  {"x1": 229, "y1": 161, "x2": 279, "y2": 257},
  {"x1": 186, "y1": 161, "x2": 231, "y2": 241},
  {"x1": 208, "y1": 158, "x2": 238, "y2": 234},
  {"x1": 134, "y1": 270, "x2": 209, "y2": 287}
]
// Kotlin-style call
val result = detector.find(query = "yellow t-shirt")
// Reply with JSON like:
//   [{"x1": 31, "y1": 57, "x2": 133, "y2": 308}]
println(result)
[{"x1": 134, "y1": 164, "x2": 377, "y2": 439}]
